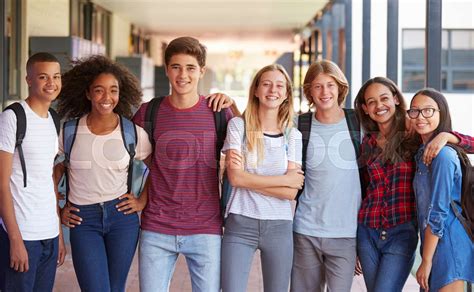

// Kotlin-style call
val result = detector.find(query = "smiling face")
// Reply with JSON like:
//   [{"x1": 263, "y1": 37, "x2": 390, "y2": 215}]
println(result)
[
  {"x1": 26, "y1": 61, "x2": 62, "y2": 103},
  {"x1": 87, "y1": 73, "x2": 119, "y2": 116},
  {"x1": 254, "y1": 70, "x2": 288, "y2": 110},
  {"x1": 409, "y1": 94, "x2": 441, "y2": 143},
  {"x1": 309, "y1": 73, "x2": 340, "y2": 113},
  {"x1": 166, "y1": 53, "x2": 205, "y2": 99},
  {"x1": 362, "y1": 82, "x2": 400, "y2": 128}
]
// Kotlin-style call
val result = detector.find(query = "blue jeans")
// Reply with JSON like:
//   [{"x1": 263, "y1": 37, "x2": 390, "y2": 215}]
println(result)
[
  {"x1": 139, "y1": 230, "x2": 221, "y2": 292},
  {"x1": 357, "y1": 222, "x2": 418, "y2": 292},
  {"x1": 69, "y1": 198, "x2": 139, "y2": 292},
  {"x1": 0, "y1": 227, "x2": 58, "y2": 292}
]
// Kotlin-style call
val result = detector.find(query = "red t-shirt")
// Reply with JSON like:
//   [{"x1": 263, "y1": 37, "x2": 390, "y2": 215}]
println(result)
[{"x1": 133, "y1": 96, "x2": 232, "y2": 235}]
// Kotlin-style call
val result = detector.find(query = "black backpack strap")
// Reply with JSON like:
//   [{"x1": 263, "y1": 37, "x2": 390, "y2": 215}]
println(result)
[
  {"x1": 298, "y1": 112, "x2": 312, "y2": 174},
  {"x1": 296, "y1": 112, "x2": 313, "y2": 201},
  {"x1": 343, "y1": 108, "x2": 368, "y2": 200},
  {"x1": 144, "y1": 96, "x2": 165, "y2": 150},
  {"x1": 214, "y1": 110, "x2": 227, "y2": 177},
  {"x1": 119, "y1": 116, "x2": 138, "y2": 194},
  {"x1": 4, "y1": 103, "x2": 27, "y2": 187},
  {"x1": 447, "y1": 145, "x2": 474, "y2": 241},
  {"x1": 343, "y1": 108, "x2": 361, "y2": 157},
  {"x1": 48, "y1": 108, "x2": 60, "y2": 136}
]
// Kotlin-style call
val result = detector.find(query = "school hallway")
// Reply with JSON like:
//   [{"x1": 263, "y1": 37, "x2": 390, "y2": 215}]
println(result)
[{"x1": 53, "y1": 244, "x2": 420, "y2": 292}]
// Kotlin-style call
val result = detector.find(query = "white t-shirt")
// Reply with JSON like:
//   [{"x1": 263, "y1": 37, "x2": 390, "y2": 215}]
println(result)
[
  {"x1": 0, "y1": 101, "x2": 59, "y2": 240},
  {"x1": 222, "y1": 117, "x2": 302, "y2": 221},
  {"x1": 58, "y1": 114, "x2": 152, "y2": 205}
]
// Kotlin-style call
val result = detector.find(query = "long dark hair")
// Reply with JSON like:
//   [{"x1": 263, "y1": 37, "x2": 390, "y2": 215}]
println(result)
[
  {"x1": 411, "y1": 88, "x2": 452, "y2": 142},
  {"x1": 354, "y1": 77, "x2": 419, "y2": 163},
  {"x1": 57, "y1": 55, "x2": 142, "y2": 120}
]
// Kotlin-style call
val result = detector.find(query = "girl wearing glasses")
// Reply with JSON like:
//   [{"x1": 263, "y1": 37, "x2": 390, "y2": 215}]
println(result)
[
  {"x1": 409, "y1": 88, "x2": 474, "y2": 292},
  {"x1": 353, "y1": 77, "x2": 473, "y2": 291}
]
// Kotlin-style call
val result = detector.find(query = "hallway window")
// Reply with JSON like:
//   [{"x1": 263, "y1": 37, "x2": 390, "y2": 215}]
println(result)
[{"x1": 402, "y1": 29, "x2": 474, "y2": 93}]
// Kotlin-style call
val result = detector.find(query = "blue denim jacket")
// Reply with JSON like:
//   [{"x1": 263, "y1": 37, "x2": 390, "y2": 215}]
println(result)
[
  {"x1": 414, "y1": 145, "x2": 462, "y2": 239},
  {"x1": 414, "y1": 145, "x2": 474, "y2": 290}
]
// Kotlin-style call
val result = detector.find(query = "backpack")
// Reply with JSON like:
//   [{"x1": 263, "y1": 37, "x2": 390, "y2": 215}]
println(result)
[
  {"x1": 296, "y1": 108, "x2": 363, "y2": 202},
  {"x1": 449, "y1": 145, "x2": 474, "y2": 242},
  {"x1": 143, "y1": 96, "x2": 230, "y2": 217},
  {"x1": 3, "y1": 102, "x2": 60, "y2": 187},
  {"x1": 61, "y1": 115, "x2": 147, "y2": 201}
]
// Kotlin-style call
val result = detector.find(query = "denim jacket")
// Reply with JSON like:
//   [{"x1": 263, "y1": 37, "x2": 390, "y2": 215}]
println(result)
[{"x1": 414, "y1": 145, "x2": 462, "y2": 240}]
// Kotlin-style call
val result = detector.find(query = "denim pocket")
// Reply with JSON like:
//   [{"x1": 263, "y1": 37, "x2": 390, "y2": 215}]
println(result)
[{"x1": 386, "y1": 222, "x2": 418, "y2": 257}]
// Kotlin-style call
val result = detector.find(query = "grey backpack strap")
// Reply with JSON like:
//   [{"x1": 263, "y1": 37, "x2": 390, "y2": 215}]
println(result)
[
  {"x1": 119, "y1": 116, "x2": 138, "y2": 194},
  {"x1": 62, "y1": 118, "x2": 80, "y2": 201}
]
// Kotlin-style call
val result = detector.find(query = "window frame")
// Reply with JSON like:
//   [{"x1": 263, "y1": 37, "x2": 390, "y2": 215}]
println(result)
[{"x1": 402, "y1": 28, "x2": 474, "y2": 93}]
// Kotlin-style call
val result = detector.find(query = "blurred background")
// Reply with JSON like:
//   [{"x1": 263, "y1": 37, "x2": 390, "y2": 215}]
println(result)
[
  {"x1": 1, "y1": 0, "x2": 472, "y2": 134},
  {"x1": 1, "y1": 1, "x2": 473, "y2": 290}
]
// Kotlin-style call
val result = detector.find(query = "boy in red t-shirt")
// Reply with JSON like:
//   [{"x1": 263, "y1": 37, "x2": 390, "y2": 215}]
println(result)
[{"x1": 133, "y1": 36, "x2": 235, "y2": 292}]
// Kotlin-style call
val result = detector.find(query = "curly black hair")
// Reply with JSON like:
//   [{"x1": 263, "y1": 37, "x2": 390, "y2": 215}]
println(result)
[{"x1": 57, "y1": 55, "x2": 143, "y2": 120}]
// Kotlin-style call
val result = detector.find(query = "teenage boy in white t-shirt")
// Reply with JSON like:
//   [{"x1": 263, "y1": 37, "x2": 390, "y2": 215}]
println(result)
[{"x1": 0, "y1": 53, "x2": 65, "y2": 291}]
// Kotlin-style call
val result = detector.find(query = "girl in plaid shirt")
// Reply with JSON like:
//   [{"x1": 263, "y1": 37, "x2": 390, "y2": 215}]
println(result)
[{"x1": 353, "y1": 77, "x2": 473, "y2": 292}]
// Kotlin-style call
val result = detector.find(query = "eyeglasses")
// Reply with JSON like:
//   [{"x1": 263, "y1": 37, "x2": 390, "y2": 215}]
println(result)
[{"x1": 406, "y1": 108, "x2": 440, "y2": 119}]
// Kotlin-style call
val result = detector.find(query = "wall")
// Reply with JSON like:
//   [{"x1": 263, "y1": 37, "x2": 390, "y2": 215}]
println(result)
[
  {"x1": 350, "y1": 0, "x2": 363, "y2": 103},
  {"x1": 149, "y1": 35, "x2": 164, "y2": 66},
  {"x1": 109, "y1": 14, "x2": 131, "y2": 60},
  {"x1": 27, "y1": 0, "x2": 69, "y2": 37},
  {"x1": 370, "y1": 0, "x2": 387, "y2": 78}
]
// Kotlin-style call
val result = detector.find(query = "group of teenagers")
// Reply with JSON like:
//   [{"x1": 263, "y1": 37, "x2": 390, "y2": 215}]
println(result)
[{"x1": 0, "y1": 35, "x2": 473, "y2": 292}]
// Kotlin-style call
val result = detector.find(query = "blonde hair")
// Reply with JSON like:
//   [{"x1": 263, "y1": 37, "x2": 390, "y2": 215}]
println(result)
[
  {"x1": 243, "y1": 64, "x2": 294, "y2": 164},
  {"x1": 303, "y1": 60, "x2": 349, "y2": 108}
]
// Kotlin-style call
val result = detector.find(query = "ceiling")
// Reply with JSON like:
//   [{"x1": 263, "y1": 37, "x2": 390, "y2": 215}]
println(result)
[{"x1": 93, "y1": 0, "x2": 330, "y2": 51}]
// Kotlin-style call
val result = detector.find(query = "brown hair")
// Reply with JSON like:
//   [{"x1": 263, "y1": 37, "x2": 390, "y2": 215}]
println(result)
[
  {"x1": 303, "y1": 60, "x2": 349, "y2": 108},
  {"x1": 354, "y1": 77, "x2": 419, "y2": 163},
  {"x1": 164, "y1": 37, "x2": 207, "y2": 68}
]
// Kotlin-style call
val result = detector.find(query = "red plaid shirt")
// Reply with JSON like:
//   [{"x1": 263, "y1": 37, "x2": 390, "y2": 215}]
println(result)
[
  {"x1": 453, "y1": 131, "x2": 474, "y2": 153},
  {"x1": 357, "y1": 134, "x2": 416, "y2": 229},
  {"x1": 358, "y1": 131, "x2": 474, "y2": 229}
]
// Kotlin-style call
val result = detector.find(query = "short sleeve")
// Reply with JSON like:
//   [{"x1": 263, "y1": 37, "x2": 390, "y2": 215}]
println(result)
[
  {"x1": 287, "y1": 127, "x2": 302, "y2": 165},
  {"x1": 224, "y1": 107, "x2": 234, "y2": 122},
  {"x1": 427, "y1": 146, "x2": 459, "y2": 238},
  {"x1": 0, "y1": 110, "x2": 18, "y2": 154},
  {"x1": 132, "y1": 102, "x2": 148, "y2": 129},
  {"x1": 222, "y1": 117, "x2": 245, "y2": 153},
  {"x1": 54, "y1": 128, "x2": 66, "y2": 165},
  {"x1": 135, "y1": 124, "x2": 152, "y2": 160},
  {"x1": 57, "y1": 128, "x2": 64, "y2": 155}
]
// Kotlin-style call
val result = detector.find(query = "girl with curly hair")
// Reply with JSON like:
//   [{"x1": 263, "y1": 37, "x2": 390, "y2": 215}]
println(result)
[{"x1": 54, "y1": 55, "x2": 152, "y2": 292}]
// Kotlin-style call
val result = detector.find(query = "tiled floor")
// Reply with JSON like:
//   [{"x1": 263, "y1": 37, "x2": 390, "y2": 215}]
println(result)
[{"x1": 53, "y1": 244, "x2": 419, "y2": 292}]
